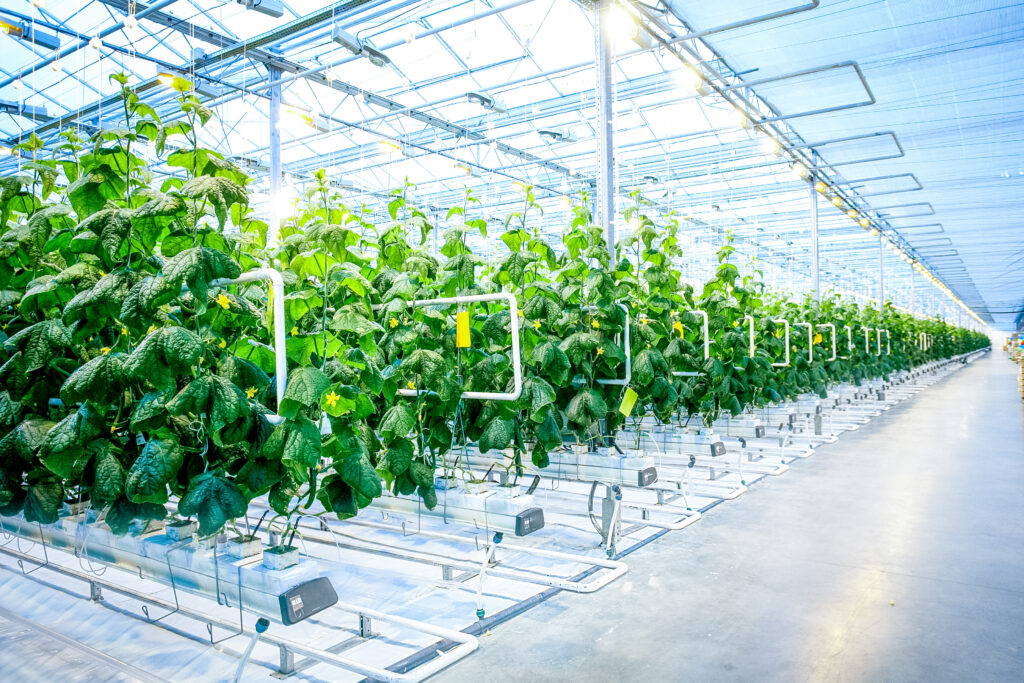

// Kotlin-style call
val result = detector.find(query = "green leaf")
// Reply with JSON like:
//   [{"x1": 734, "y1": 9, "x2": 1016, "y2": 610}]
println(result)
[
  {"x1": 4, "y1": 319, "x2": 74, "y2": 373},
  {"x1": 478, "y1": 417, "x2": 514, "y2": 453},
  {"x1": 534, "y1": 410, "x2": 563, "y2": 451},
  {"x1": 559, "y1": 331, "x2": 599, "y2": 366},
  {"x1": 382, "y1": 438, "x2": 414, "y2": 476},
  {"x1": 77, "y1": 207, "x2": 134, "y2": 260},
  {"x1": 123, "y1": 327, "x2": 202, "y2": 389},
  {"x1": 523, "y1": 294, "x2": 560, "y2": 326},
  {"x1": 402, "y1": 348, "x2": 448, "y2": 386},
  {"x1": 63, "y1": 270, "x2": 141, "y2": 325},
  {"x1": 532, "y1": 341, "x2": 569, "y2": 385},
  {"x1": 24, "y1": 475, "x2": 63, "y2": 525},
  {"x1": 337, "y1": 452, "x2": 382, "y2": 504},
  {"x1": 379, "y1": 405, "x2": 415, "y2": 442},
  {"x1": 633, "y1": 348, "x2": 669, "y2": 386},
  {"x1": 92, "y1": 443, "x2": 125, "y2": 503},
  {"x1": 519, "y1": 376, "x2": 556, "y2": 422},
  {"x1": 104, "y1": 497, "x2": 166, "y2": 536},
  {"x1": 162, "y1": 246, "x2": 241, "y2": 310},
  {"x1": 280, "y1": 366, "x2": 330, "y2": 419},
  {"x1": 177, "y1": 473, "x2": 248, "y2": 537},
  {"x1": 61, "y1": 354, "x2": 125, "y2": 406},
  {"x1": 125, "y1": 435, "x2": 184, "y2": 505},
  {"x1": 39, "y1": 404, "x2": 104, "y2": 479},
  {"x1": 567, "y1": 388, "x2": 607, "y2": 431},
  {"x1": 317, "y1": 475, "x2": 358, "y2": 519},
  {"x1": 331, "y1": 306, "x2": 384, "y2": 336},
  {"x1": 0, "y1": 419, "x2": 54, "y2": 462},
  {"x1": 120, "y1": 276, "x2": 179, "y2": 330},
  {"x1": 179, "y1": 175, "x2": 247, "y2": 230},
  {"x1": 235, "y1": 458, "x2": 284, "y2": 499}
]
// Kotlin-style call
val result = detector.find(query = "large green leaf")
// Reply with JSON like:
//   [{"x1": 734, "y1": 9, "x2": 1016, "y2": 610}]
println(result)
[
  {"x1": 566, "y1": 388, "x2": 607, "y2": 430},
  {"x1": 177, "y1": 473, "x2": 248, "y2": 537},
  {"x1": 477, "y1": 417, "x2": 514, "y2": 453},
  {"x1": 279, "y1": 366, "x2": 330, "y2": 419},
  {"x1": 531, "y1": 341, "x2": 569, "y2": 385},
  {"x1": 125, "y1": 435, "x2": 184, "y2": 505},
  {"x1": 519, "y1": 376, "x2": 556, "y2": 423},
  {"x1": 165, "y1": 375, "x2": 251, "y2": 445},
  {"x1": 24, "y1": 475, "x2": 63, "y2": 525},
  {"x1": 523, "y1": 294, "x2": 561, "y2": 326},
  {"x1": 179, "y1": 175, "x2": 247, "y2": 230},
  {"x1": 4, "y1": 319, "x2": 73, "y2": 372},
  {"x1": 337, "y1": 452, "x2": 382, "y2": 504},
  {"x1": 633, "y1": 348, "x2": 669, "y2": 386},
  {"x1": 122, "y1": 326, "x2": 202, "y2": 389},
  {"x1": 77, "y1": 207, "x2": 134, "y2": 260},
  {"x1": 0, "y1": 419, "x2": 55, "y2": 463},
  {"x1": 120, "y1": 275, "x2": 179, "y2": 329},
  {"x1": 104, "y1": 497, "x2": 166, "y2": 536},
  {"x1": 559, "y1": 332, "x2": 599, "y2": 366},
  {"x1": 61, "y1": 354, "x2": 125, "y2": 406},
  {"x1": 379, "y1": 405, "x2": 415, "y2": 442},
  {"x1": 92, "y1": 443, "x2": 125, "y2": 503},
  {"x1": 63, "y1": 270, "x2": 141, "y2": 325},
  {"x1": 162, "y1": 246, "x2": 241, "y2": 310},
  {"x1": 39, "y1": 404, "x2": 105, "y2": 479}
]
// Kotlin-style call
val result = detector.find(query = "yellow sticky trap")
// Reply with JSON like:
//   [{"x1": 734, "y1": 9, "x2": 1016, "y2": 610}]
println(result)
[
  {"x1": 456, "y1": 310, "x2": 471, "y2": 348},
  {"x1": 618, "y1": 388, "x2": 638, "y2": 417}
]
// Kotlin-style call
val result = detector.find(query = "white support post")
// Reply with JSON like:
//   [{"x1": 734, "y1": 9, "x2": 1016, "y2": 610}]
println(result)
[
  {"x1": 809, "y1": 180, "x2": 819, "y2": 298},
  {"x1": 595, "y1": 0, "x2": 616, "y2": 261},
  {"x1": 879, "y1": 234, "x2": 885, "y2": 305},
  {"x1": 268, "y1": 66, "x2": 282, "y2": 247}
]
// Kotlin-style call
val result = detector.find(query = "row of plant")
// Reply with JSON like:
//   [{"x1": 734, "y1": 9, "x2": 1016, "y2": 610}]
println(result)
[{"x1": 0, "y1": 78, "x2": 988, "y2": 542}]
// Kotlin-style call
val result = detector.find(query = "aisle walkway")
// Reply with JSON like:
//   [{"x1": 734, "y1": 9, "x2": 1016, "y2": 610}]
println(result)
[{"x1": 438, "y1": 354, "x2": 1024, "y2": 682}]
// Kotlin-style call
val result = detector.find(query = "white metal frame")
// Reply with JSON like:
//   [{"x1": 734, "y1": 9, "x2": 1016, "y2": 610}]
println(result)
[
  {"x1": 818, "y1": 323, "x2": 837, "y2": 361},
  {"x1": 772, "y1": 318, "x2": 791, "y2": 367}
]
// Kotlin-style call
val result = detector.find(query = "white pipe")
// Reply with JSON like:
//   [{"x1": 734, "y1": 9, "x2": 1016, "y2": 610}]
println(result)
[
  {"x1": 819, "y1": 323, "x2": 837, "y2": 361},
  {"x1": 843, "y1": 324, "x2": 853, "y2": 358},
  {"x1": 382, "y1": 293, "x2": 522, "y2": 401},
  {"x1": 596, "y1": 303, "x2": 631, "y2": 386},
  {"x1": 864, "y1": 328, "x2": 871, "y2": 354},
  {"x1": 874, "y1": 328, "x2": 882, "y2": 355},
  {"x1": 743, "y1": 314, "x2": 755, "y2": 357},
  {"x1": 212, "y1": 269, "x2": 287, "y2": 411},
  {"x1": 795, "y1": 322, "x2": 813, "y2": 363},
  {"x1": 673, "y1": 310, "x2": 709, "y2": 377},
  {"x1": 772, "y1": 319, "x2": 790, "y2": 367}
]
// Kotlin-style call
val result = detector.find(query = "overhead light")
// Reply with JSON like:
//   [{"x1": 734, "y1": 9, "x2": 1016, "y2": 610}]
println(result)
[
  {"x1": 869, "y1": 228, "x2": 878, "y2": 236},
  {"x1": 790, "y1": 162, "x2": 808, "y2": 180},
  {"x1": 761, "y1": 136, "x2": 781, "y2": 156},
  {"x1": 538, "y1": 128, "x2": 576, "y2": 143},
  {"x1": 123, "y1": 13, "x2": 138, "y2": 31},
  {"x1": 831, "y1": 196, "x2": 842, "y2": 207},
  {"x1": 814, "y1": 181, "x2": 827, "y2": 193},
  {"x1": 377, "y1": 140, "x2": 401, "y2": 155},
  {"x1": 236, "y1": 0, "x2": 285, "y2": 19},
  {"x1": 279, "y1": 105, "x2": 328, "y2": 133},
  {"x1": 0, "y1": 100, "x2": 48, "y2": 121},
  {"x1": 50, "y1": 56, "x2": 61, "y2": 71},
  {"x1": 89, "y1": 35, "x2": 103, "y2": 50},
  {"x1": 846, "y1": 209, "x2": 857, "y2": 218},
  {"x1": 454, "y1": 162, "x2": 480, "y2": 178},
  {"x1": 731, "y1": 109, "x2": 751, "y2": 130},
  {"x1": 332, "y1": 26, "x2": 390, "y2": 67},
  {"x1": 859, "y1": 217, "x2": 870, "y2": 227},
  {"x1": 11, "y1": 78, "x2": 22, "y2": 90},
  {"x1": 467, "y1": 90, "x2": 506, "y2": 114},
  {"x1": 678, "y1": 67, "x2": 711, "y2": 97},
  {"x1": 1, "y1": 19, "x2": 60, "y2": 51}
]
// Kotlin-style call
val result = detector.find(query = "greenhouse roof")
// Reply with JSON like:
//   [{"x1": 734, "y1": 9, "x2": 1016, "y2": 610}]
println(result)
[{"x1": 0, "y1": 0, "x2": 1020, "y2": 328}]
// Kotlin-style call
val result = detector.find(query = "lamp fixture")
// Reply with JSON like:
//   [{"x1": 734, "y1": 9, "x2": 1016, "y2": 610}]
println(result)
[
  {"x1": 466, "y1": 91, "x2": 506, "y2": 114},
  {"x1": 236, "y1": 0, "x2": 285, "y2": 19},
  {"x1": 332, "y1": 26, "x2": 390, "y2": 67}
]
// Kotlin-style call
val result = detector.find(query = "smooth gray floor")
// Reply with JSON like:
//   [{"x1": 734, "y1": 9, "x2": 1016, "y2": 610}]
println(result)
[{"x1": 437, "y1": 354, "x2": 1024, "y2": 683}]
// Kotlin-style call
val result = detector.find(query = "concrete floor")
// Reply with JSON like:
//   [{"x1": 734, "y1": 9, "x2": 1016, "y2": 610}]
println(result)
[{"x1": 437, "y1": 354, "x2": 1024, "y2": 682}]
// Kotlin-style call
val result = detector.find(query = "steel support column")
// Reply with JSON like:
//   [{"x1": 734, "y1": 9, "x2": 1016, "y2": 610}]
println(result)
[
  {"x1": 595, "y1": 0, "x2": 616, "y2": 260},
  {"x1": 268, "y1": 66, "x2": 282, "y2": 247},
  {"x1": 879, "y1": 234, "x2": 885, "y2": 306},
  {"x1": 809, "y1": 180, "x2": 819, "y2": 298}
]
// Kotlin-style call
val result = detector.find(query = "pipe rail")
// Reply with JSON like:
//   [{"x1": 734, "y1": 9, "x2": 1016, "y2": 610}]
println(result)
[
  {"x1": 595, "y1": 303, "x2": 631, "y2": 387},
  {"x1": 795, "y1": 322, "x2": 814, "y2": 363},
  {"x1": 819, "y1": 323, "x2": 837, "y2": 361},
  {"x1": 742, "y1": 314, "x2": 755, "y2": 357},
  {"x1": 771, "y1": 319, "x2": 790, "y2": 367},
  {"x1": 674, "y1": 310, "x2": 709, "y2": 377}
]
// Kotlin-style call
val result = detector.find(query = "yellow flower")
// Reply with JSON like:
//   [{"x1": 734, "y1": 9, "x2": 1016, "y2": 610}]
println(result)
[
  {"x1": 100, "y1": 347, "x2": 111, "y2": 355},
  {"x1": 146, "y1": 324, "x2": 157, "y2": 335},
  {"x1": 99, "y1": 271, "x2": 105, "y2": 277},
  {"x1": 290, "y1": 326, "x2": 299, "y2": 336},
  {"x1": 640, "y1": 316, "x2": 649, "y2": 325},
  {"x1": 110, "y1": 425, "x2": 117, "y2": 434},
  {"x1": 245, "y1": 386, "x2": 257, "y2": 399},
  {"x1": 324, "y1": 390, "x2": 340, "y2": 408},
  {"x1": 406, "y1": 381, "x2": 416, "y2": 390},
  {"x1": 814, "y1": 333, "x2": 823, "y2": 344},
  {"x1": 646, "y1": 343, "x2": 652, "y2": 349},
  {"x1": 732, "y1": 320, "x2": 739, "y2": 327},
  {"x1": 218, "y1": 339, "x2": 227, "y2": 349},
  {"x1": 532, "y1": 320, "x2": 541, "y2": 330},
  {"x1": 121, "y1": 327, "x2": 128, "y2": 336},
  {"x1": 216, "y1": 293, "x2": 231, "y2": 310},
  {"x1": 389, "y1": 318, "x2": 399, "y2": 329},
  {"x1": 198, "y1": 356, "x2": 204, "y2": 364},
  {"x1": 518, "y1": 310, "x2": 524, "y2": 318},
  {"x1": 596, "y1": 347, "x2": 605, "y2": 356},
  {"x1": 591, "y1": 320, "x2": 600, "y2": 329}
]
